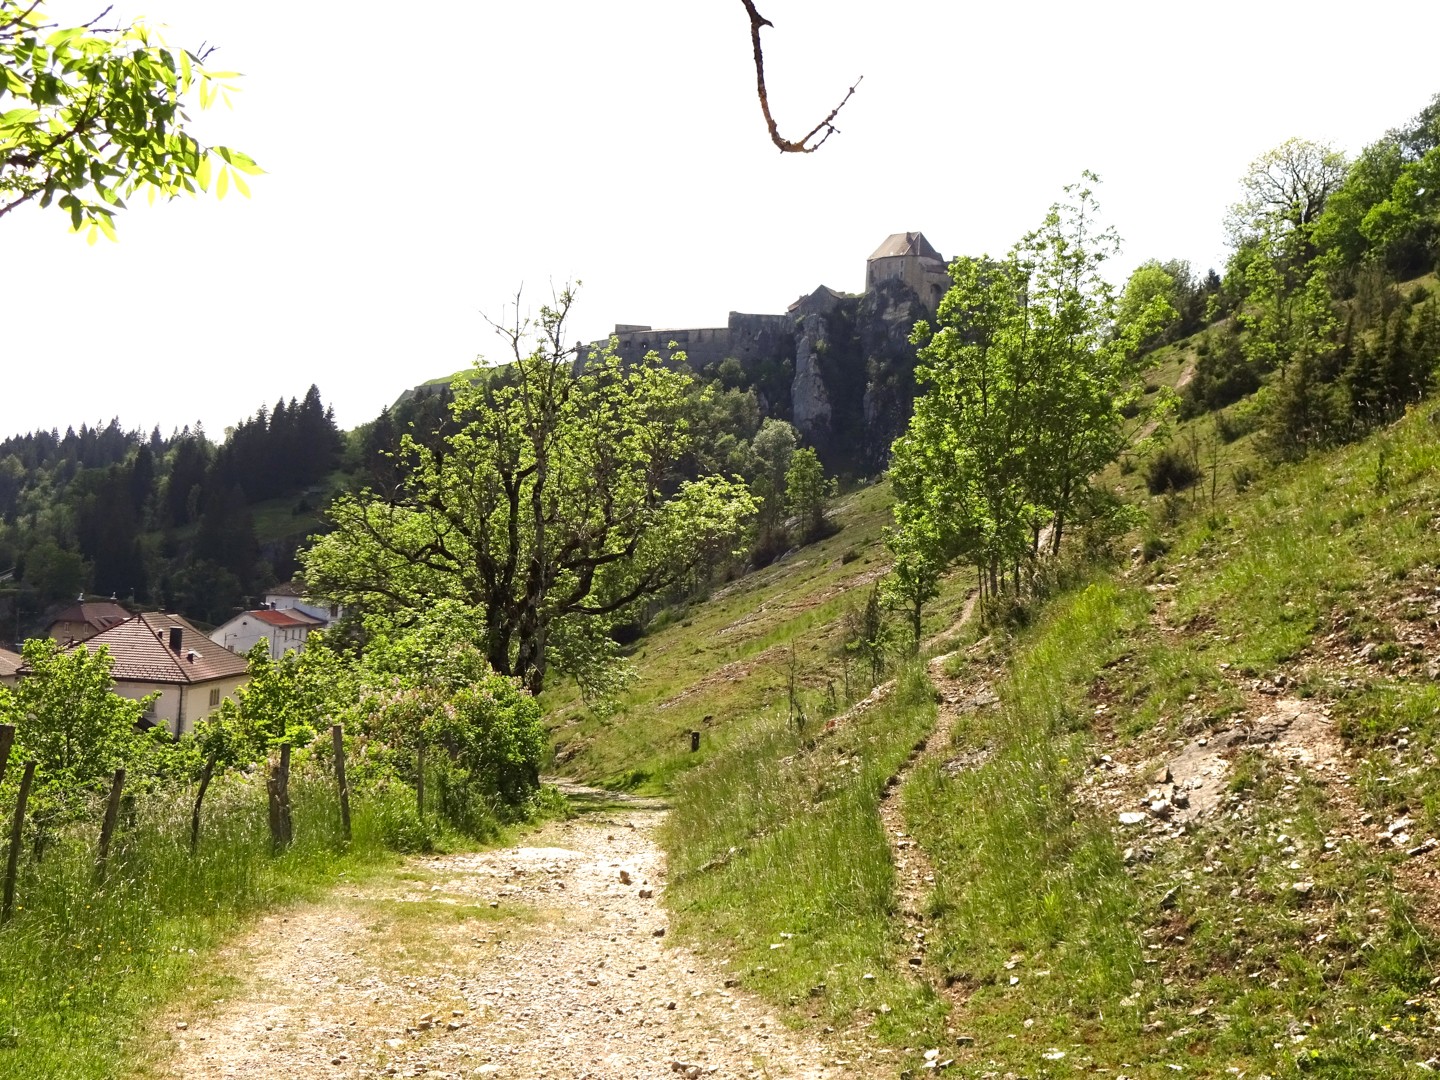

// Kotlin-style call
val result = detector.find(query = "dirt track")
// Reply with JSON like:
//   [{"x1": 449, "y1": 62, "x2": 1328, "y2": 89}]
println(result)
[{"x1": 153, "y1": 794, "x2": 850, "y2": 1080}]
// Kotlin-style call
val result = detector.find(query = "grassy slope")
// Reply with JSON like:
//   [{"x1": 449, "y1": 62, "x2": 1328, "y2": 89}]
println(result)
[
  {"x1": 553, "y1": 333, "x2": 1440, "y2": 1073},
  {"x1": 543, "y1": 481, "x2": 975, "y2": 792},
  {"x1": 902, "y1": 400, "x2": 1440, "y2": 1076}
]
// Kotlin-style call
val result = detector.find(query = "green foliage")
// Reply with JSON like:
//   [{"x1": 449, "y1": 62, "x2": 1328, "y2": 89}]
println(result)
[
  {"x1": 0, "y1": 0, "x2": 261, "y2": 237},
  {"x1": 1181, "y1": 323, "x2": 1262, "y2": 416},
  {"x1": 749, "y1": 416, "x2": 797, "y2": 534},
  {"x1": 843, "y1": 582, "x2": 891, "y2": 686},
  {"x1": 1118, "y1": 260, "x2": 1181, "y2": 347},
  {"x1": 0, "y1": 639, "x2": 188, "y2": 824},
  {"x1": 195, "y1": 641, "x2": 348, "y2": 767},
  {"x1": 782, "y1": 445, "x2": 834, "y2": 542},
  {"x1": 1143, "y1": 442, "x2": 1201, "y2": 494},
  {"x1": 889, "y1": 175, "x2": 1164, "y2": 612},
  {"x1": 1224, "y1": 137, "x2": 1348, "y2": 255},
  {"x1": 303, "y1": 289, "x2": 756, "y2": 694},
  {"x1": 0, "y1": 768, "x2": 415, "y2": 1080},
  {"x1": 354, "y1": 604, "x2": 548, "y2": 813},
  {"x1": 882, "y1": 521, "x2": 945, "y2": 648}
]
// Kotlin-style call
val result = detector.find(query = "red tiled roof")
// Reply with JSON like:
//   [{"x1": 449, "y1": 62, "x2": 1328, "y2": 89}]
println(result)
[
  {"x1": 75, "y1": 613, "x2": 249, "y2": 685},
  {"x1": 248, "y1": 608, "x2": 322, "y2": 629},
  {"x1": 0, "y1": 647, "x2": 21, "y2": 679},
  {"x1": 47, "y1": 601, "x2": 130, "y2": 634}
]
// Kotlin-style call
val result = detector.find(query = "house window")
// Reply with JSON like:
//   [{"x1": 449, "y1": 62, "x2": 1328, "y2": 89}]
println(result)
[{"x1": 209, "y1": 688, "x2": 221, "y2": 708}]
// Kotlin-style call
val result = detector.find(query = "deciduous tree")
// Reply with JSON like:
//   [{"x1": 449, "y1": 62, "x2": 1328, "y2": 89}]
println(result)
[
  {"x1": 302, "y1": 289, "x2": 756, "y2": 694},
  {"x1": 887, "y1": 177, "x2": 1165, "y2": 610}
]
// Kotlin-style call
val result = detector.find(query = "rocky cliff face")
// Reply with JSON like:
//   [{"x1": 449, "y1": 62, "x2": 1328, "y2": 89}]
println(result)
[
  {"x1": 791, "y1": 311, "x2": 834, "y2": 445},
  {"x1": 565, "y1": 277, "x2": 938, "y2": 476},
  {"x1": 782, "y1": 277, "x2": 929, "y2": 474}
]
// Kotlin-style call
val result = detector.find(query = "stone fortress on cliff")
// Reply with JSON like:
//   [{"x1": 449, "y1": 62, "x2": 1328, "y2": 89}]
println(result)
[{"x1": 588, "y1": 233, "x2": 951, "y2": 472}]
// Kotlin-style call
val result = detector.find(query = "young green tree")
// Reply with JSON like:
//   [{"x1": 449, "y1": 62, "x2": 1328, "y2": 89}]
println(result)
[
  {"x1": 1, "y1": 0, "x2": 260, "y2": 238},
  {"x1": 749, "y1": 417, "x2": 797, "y2": 532},
  {"x1": 302, "y1": 289, "x2": 756, "y2": 693},
  {"x1": 888, "y1": 177, "x2": 1165, "y2": 603},
  {"x1": 783, "y1": 445, "x2": 834, "y2": 542},
  {"x1": 0, "y1": 639, "x2": 177, "y2": 824},
  {"x1": 881, "y1": 521, "x2": 946, "y2": 650},
  {"x1": 844, "y1": 583, "x2": 890, "y2": 688},
  {"x1": 1118, "y1": 261, "x2": 1178, "y2": 346},
  {"x1": 196, "y1": 640, "x2": 349, "y2": 767}
]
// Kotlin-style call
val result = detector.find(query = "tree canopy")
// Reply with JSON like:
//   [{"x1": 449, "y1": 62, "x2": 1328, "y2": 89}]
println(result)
[
  {"x1": 0, "y1": 0, "x2": 259, "y2": 238},
  {"x1": 302, "y1": 289, "x2": 757, "y2": 694},
  {"x1": 886, "y1": 177, "x2": 1167, "y2": 610}
]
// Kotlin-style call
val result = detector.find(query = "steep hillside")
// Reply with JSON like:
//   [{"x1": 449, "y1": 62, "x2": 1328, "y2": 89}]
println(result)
[
  {"x1": 543, "y1": 481, "x2": 976, "y2": 791},
  {"x1": 548, "y1": 353, "x2": 1440, "y2": 1074}
]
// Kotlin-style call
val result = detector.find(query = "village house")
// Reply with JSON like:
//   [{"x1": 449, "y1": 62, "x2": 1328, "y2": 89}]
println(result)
[
  {"x1": 46, "y1": 598, "x2": 130, "y2": 643},
  {"x1": 0, "y1": 646, "x2": 20, "y2": 687},
  {"x1": 72, "y1": 613, "x2": 249, "y2": 736},
  {"x1": 263, "y1": 580, "x2": 343, "y2": 626},
  {"x1": 209, "y1": 605, "x2": 324, "y2": 659}
]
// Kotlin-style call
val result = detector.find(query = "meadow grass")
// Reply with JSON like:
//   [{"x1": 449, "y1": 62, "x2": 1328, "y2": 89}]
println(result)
[
  {"x1": 660, "y1": 664, "x2": 948, "y2": 1048},
  {"x1": 894, "y1": 401, "x2": 1440, "y2": 1074},
  {"x1": 544, "y1": 480, "x2": 975, "y2": 792},
  {"x1": 0, "y1": 770, "x2": 435, "y2": 1080}
]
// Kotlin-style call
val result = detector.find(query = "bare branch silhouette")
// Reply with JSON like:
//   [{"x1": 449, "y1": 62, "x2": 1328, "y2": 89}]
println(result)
[{"x1": 740, "y1": 0, "x2": 861, "y2": 154}]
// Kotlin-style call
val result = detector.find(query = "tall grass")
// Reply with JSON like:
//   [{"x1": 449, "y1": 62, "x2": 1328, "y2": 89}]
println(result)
[
  {"x1": 661, "y1": 664, "x2": 947, "y2": 1043},
  {"x1": 0, "y1": 768, "x2": 426, "y2": 1080},
  {"x1": 906, "y1": 583, "x2": 1148, "y2": 1016}
]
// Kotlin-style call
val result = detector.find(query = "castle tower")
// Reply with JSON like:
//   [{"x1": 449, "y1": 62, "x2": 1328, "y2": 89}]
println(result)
[{"x1": 865, "y1": 232, "x2": 950, "y2": 310}]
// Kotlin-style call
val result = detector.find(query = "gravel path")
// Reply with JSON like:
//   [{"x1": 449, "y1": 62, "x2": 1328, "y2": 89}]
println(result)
[{"x1": 155, "y1": 799, "x2": 848, "y2": 1080}]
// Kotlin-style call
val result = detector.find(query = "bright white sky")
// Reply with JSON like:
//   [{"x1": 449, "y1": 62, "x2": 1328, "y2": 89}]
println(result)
[{"x1": 4, "y1": 1, "x2": 1439, "y2": 440}]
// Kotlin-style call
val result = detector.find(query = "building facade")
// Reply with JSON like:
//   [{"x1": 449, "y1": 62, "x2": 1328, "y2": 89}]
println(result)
[
  {"x1": 210, "y1": 606, "x2": 324, "y2": 659},
  {"x1": 73, "y1": 613, "x2": 250, "y2": 736}
]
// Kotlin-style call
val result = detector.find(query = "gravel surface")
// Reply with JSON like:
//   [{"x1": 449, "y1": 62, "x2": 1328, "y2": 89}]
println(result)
[{"x1": 156, "y1": 803, "x2": 849, "y2": 1080}]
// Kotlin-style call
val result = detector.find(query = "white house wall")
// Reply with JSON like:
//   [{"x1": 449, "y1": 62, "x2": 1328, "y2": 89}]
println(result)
[{"x1": 113, "y1": 675, "x2": 247, "y2": 737}]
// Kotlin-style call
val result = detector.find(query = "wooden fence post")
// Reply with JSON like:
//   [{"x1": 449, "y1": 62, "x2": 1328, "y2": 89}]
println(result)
[
  {"x1": 415, "y1": 743, "x2": 426, "y2": 818},
  {"x1": 332, "y1": 725, "x2": 351, "y2": 843},
  {"x1": 3, "y1": 760, "x2": 36, "y2": 924},
  {"x1": 0, "y1": 724, "x2": 14, "y2": 788},
  {"x1": 266, "y1": 760, "x2": 283, "y2": 855},
  {"x1": 95, "y1": 768, "x2": 126, "y2": 882},
  {"x1": 277, "y1": 743, "x2": 293, "y2": 848},
  {"x1": 190, "y1": 754, "x2": 218, "y2": 855}
]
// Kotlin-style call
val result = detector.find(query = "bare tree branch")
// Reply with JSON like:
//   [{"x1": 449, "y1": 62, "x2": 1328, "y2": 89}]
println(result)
[{"x1": 739, "y1": 0, "x2": 861, "y2": 154}]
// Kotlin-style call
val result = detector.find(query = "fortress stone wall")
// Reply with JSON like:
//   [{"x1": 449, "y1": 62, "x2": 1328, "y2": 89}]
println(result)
[
  {"x1": 583, "y1": 233, "x2": 950, "y2": 471},
  {"x1": 599, "y1": 312, "x2": 795, "y2": 374}
]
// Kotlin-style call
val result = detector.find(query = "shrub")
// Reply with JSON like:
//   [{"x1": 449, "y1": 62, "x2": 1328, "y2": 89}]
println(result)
[
  {"x1": 1145, "y1": 445, "x2": 1201, "y2": 494},
  {"x1": 1214, "y1": 404, "x2": 1260, "y2": 443},
  {"x1": 1181, "y1": 326, "x2": 1261, "y2": 417}
]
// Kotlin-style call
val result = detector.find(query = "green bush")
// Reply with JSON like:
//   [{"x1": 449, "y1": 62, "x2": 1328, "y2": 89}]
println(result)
[
  {"x1": 1181, "y1": 326, "x2": 1262, "y2": 416},
  {"x1": 1144, "y1": 444, "x2": 1201, "y2": 494}
]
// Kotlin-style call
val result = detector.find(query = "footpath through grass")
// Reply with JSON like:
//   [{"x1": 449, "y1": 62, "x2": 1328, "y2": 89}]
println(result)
[
  {"x1": 631, "y1": 402, "x2": 1440, "y2": 1075},
  {"x1": 901, "y1": 401, "x2": 1440, "y2": 1076},
  {"x1": 661, "y1": 664, "x2": 949, "y2": 1061}
]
